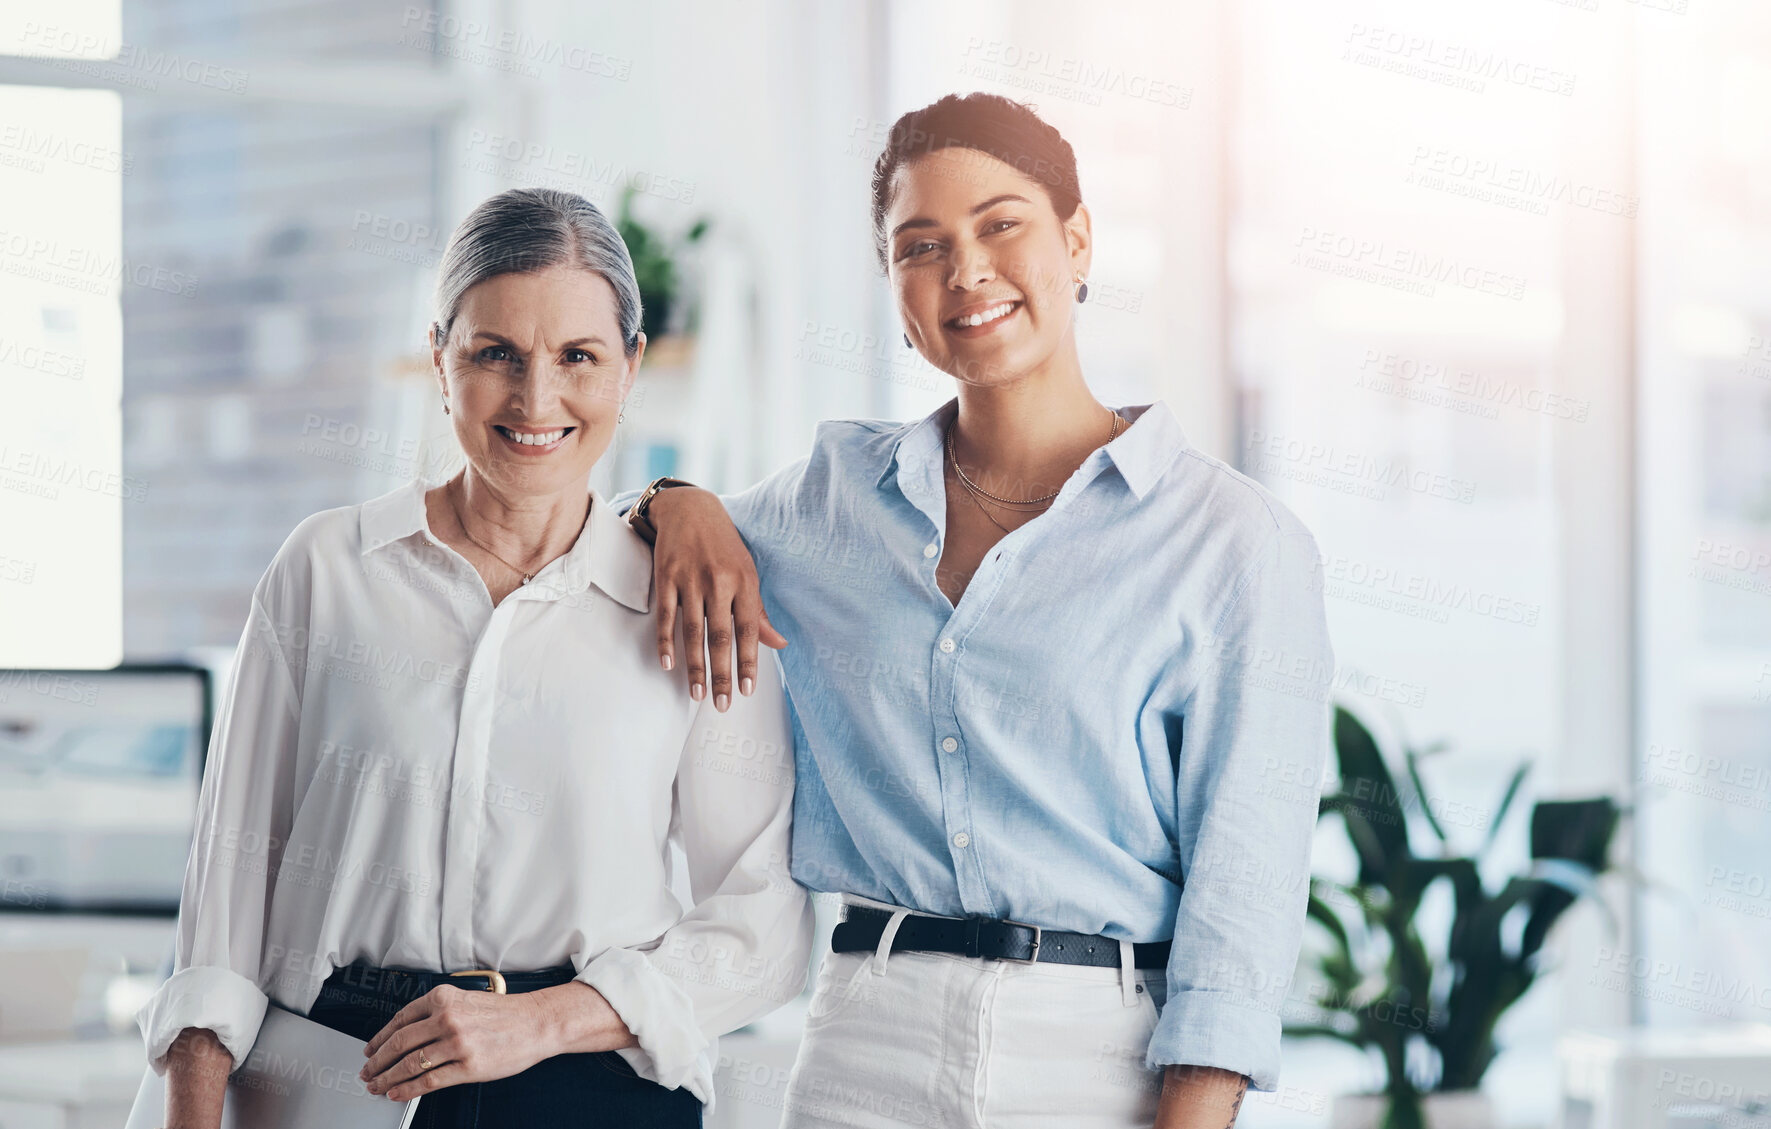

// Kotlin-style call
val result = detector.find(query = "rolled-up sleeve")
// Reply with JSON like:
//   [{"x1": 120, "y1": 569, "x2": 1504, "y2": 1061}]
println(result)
[
  {"x1": 136, "y1": 588, "x2": 302, "y2": 1075},
  {"x1": 574, "y1": 645, "x2": 811, "y2": 1098},
  {"x1": 1145, "y1": 521, "x2": 1334, "y2": 1092}
]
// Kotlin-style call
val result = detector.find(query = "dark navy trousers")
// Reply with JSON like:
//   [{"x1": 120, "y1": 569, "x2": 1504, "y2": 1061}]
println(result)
[{"x1": 304, "y1": 962, "x2": 703, "y2": 1129}]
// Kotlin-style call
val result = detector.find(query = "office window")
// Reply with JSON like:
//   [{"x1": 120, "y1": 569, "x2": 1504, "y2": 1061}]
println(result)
[
  {"x1": 0, "y1": 83, "x2": 124, "y2": 668},
  {"x1": 1635, "y1": 0, "x2": 1771, "y2": 1026}
]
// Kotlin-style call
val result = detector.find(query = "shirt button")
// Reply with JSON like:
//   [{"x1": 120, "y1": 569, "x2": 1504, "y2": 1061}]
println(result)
[
  {"x1": 941, "y1": 737, "x2": 958, "y2": 752},
  {"x1": 951, "y1": 831, "x2": 971, "y2": 849},
  {"x1": 939, "y1": 638, "x2": 955, "y2": 653},
  {"x1": 923, "y1": 542, "x2": 938, "y2": 558}
]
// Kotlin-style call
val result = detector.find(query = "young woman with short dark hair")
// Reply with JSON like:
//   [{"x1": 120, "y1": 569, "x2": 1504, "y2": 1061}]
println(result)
[{"x1": 624, "y1": 93, "x2": 1333, "y2": 1128}]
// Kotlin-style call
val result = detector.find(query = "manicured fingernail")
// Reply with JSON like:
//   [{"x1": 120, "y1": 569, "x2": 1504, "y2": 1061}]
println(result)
[
  {"x1": 662, "y1": 653, "x2": 673, "y2": 671},
  {"x1": 741, "y1": 677, "x2": 753, "y2": 696},
  {"x1": 716, "y1": 693, "x2": 728, "y2": 711},
  {"x1": 690, "y1": 682, "x2": 704, "y2": 701}
]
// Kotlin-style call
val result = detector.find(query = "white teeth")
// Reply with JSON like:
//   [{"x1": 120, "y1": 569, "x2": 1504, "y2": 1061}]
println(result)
[
  {"x1": 500, "y1": 427, "x2": 567, "y2": 446},
  {"x1": 957, "y1": 302, "x2": 1015, "y2": 328}
]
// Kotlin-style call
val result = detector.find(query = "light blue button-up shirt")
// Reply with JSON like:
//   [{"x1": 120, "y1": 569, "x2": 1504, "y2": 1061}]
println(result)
[{"x1": 619, "y1": 396, "x2": 1333, "y2": 1091}]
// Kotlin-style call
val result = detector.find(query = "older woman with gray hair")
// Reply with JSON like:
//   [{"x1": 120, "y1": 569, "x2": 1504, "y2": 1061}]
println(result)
[{"x1": 135, "y1": 187, "x2": 811, "y2": 1128}]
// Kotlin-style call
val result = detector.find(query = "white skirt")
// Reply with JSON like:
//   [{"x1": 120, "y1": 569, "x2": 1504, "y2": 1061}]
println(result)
[{"x1": 781, "y1": 895, "x2": 1169, "y2": 1128}]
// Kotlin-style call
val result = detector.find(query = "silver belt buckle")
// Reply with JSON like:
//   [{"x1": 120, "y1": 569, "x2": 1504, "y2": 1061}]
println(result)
[{"x1": 998, "y1": 918, "x2": 1043, "y2": 964}]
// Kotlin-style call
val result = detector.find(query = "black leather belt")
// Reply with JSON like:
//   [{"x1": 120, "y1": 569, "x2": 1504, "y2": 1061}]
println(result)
[
  {"x1": 326, "y1": 961, "x2": 578, "y2": 1001},
  {"x1": 831, "y1": 905, "x2": 1172, "y2": 970}
]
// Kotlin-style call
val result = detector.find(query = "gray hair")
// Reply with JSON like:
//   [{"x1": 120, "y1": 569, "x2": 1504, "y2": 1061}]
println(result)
[{"x1": 431, "y1": 187, "x2": 643, "y2": 356}]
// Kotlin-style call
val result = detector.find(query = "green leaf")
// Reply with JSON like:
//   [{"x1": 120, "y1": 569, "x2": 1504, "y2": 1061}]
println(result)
[
  {"x1": 1282, "y1": 1022, "x2": 1368, "y2": 1048},
  {"x1": 1530, "y1": 798, "x2": 1618, "y2": 870},
  {"x1": 1307, "y1": 890, "x2": 1354, "y2": 955},
  {"x1": 1518, "y1": 859, "x2": 1612, "y2": 960},
  {"x1": 1404, "y1": 748, "x2": 1447, "y2": 845},
  {"x1": 1480, "y1": 761, "x2": 1531, "y2": 857},
  {"x1": 1329, "y1": 707, "x2": 1413, "y2": 884}
]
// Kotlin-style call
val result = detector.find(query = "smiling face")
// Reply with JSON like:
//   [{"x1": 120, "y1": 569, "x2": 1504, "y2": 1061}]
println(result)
[
  {"x1": 884, "y1": 147, "x2": 1091, "y2": 388},
  {"x1": 433, "y1": 261, "x2": 642, "y2": 498}
]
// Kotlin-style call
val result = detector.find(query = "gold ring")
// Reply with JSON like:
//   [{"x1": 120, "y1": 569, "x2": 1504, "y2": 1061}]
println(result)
[{"x1": 418, "y1": 1050, "x2": 432, "y2": 1071}]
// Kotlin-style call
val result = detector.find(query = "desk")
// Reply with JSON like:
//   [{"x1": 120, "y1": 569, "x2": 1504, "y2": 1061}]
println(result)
[{"x1": 0, "y1": 1036, "x2": 144, "y2": 1129}]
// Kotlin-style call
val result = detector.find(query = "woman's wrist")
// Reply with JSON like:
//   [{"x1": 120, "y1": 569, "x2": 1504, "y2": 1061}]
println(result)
[
  {"x1": 540, "y1": 982, "x2": 637, "y2": 1056},
  {"x1": 627, "y1": 476, "x2": 700, "y2": 544}
]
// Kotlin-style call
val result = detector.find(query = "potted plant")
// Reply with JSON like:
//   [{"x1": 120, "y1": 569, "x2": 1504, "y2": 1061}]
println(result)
[
  {"x1": 1289, "y1": 706, "x2": 1624, "y2": 1129},
  {"x1": 614, "y1": 185, "x2": 709, "y2": 341}
]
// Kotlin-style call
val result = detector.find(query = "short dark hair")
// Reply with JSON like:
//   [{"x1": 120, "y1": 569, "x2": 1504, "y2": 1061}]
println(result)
[{"x1": 869, "y1": 92, "x2": 1083, "y2": 271}]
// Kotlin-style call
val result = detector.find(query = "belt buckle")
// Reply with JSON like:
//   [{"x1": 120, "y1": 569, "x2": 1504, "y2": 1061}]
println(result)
[
  {"x1": 448, "y1": 968, "x2": 507, "y2": 994},
  {"x1": 995, "y1": 918, "x2": 1043, "y2": 964}
]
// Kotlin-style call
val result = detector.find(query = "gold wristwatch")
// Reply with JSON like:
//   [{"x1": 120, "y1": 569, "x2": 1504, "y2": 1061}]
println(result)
[{"x1": 627, "y1": 475, "x2": 695, "y2": 543}]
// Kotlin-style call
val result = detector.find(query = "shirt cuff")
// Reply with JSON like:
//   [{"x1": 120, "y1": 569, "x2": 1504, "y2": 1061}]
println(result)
[
  {"x1": 1143, "y1": 988, "x2": 1283, "y2": 1093},
  {"x1": 136, "y1": 965, "x2": 271, "y2": 1076},
  {"x1": 575, "y1": 946, "x2": 712, "y2": 1100}
]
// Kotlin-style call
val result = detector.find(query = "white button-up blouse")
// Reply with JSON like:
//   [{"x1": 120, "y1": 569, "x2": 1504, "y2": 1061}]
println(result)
[{"x1": 135, "y1": 478, "x2": 811, "y2": 1104}]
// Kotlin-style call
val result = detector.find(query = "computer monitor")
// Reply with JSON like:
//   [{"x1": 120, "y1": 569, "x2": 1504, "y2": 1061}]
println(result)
[{"x1": 0, "y1": 663, "x2": 211, "y2": 914}]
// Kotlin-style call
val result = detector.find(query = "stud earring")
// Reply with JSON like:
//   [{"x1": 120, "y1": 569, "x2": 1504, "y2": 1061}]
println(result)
[{"x1": 1075, "y1": 275, "x2": 1089, "y2": 304}]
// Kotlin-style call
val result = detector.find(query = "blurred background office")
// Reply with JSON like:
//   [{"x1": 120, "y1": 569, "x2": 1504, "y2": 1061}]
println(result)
[{"x1": 0, "y1": 0, "x2": 1767, "y2": 1126}]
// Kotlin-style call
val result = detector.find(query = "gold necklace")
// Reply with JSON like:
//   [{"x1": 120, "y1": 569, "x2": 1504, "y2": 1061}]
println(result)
[
  {"x1": 447, "y1": 478, "x2": 544, "y2": 585},
  {"x1": 957, "y1": 472, "x2": 1018, "y2": 534},
  {"x1": 945, "y1": 405, "x2": 1123, "y2": 506}
]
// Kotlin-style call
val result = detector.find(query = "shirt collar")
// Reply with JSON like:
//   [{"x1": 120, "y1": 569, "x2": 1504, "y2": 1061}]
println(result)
[
  {"x1": 875, "y1": 396, "x2": 1191, "y2": 502},
  {"x1": 358, "y1": 479, "x2": 653, "y2": 612}
]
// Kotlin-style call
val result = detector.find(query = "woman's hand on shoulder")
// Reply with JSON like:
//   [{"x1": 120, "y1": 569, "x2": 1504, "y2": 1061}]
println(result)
[{"x1": 646, "y1": 486, "x2": 787, "y2": 711}]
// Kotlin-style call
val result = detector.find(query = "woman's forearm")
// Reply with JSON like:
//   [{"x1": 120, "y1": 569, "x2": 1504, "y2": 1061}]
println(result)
[
  {"x1": 537, "y1": 982, "x2": 639, "y2": 1056},
  {"x1": 164, "y1": 1026, "x2": 232, "y2": 1129},
  {"x1": 1154, "y1": 1064, "x2": 1249, "y2": 1128},
  {"x1": 636, "y1": 483, "x2": 785, "y2": 700}
]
